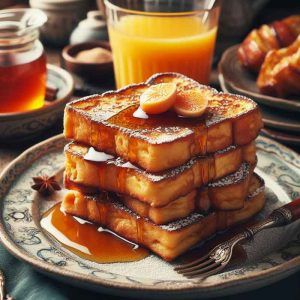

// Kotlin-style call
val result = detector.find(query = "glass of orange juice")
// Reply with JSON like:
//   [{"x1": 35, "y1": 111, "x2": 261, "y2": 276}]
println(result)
[{"x1": 105, "y1": 0, "x2": 220, "y2": 88}]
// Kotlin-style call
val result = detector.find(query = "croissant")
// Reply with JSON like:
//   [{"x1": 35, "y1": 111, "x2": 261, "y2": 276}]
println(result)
[
  {"x1": 238, "y1": 15, "x2": 300, "y2": 72},
  {"x1": 257, "y1": 36, "x2": 300, "y2": 97}
]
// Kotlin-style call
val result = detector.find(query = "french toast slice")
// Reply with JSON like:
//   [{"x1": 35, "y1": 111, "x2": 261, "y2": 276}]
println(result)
[
  {"x1": 61, "y1": 173, "x2": 265, "y2": 261},
  {"x1": 64, "y1": 73, "x2": 263, "y2": 172},
  {"x1": 65, "y1": 141, "x2": 256, "y2": 208},
  {"x1": 65, "y1": 160, "x2": 254, "y2": 224}
]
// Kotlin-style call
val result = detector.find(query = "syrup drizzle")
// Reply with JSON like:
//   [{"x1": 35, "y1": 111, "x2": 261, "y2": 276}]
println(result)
[
  {"x1": 97, "y1": 227, "x2": 139, "y2": 250},
  {"x1": 41, "y1": 203, "x2": 149, "y2": 263}
]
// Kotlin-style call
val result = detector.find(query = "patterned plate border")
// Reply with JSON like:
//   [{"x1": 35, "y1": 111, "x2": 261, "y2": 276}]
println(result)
[{"x1": 0, "y1": 134, "x2": 299, "y2": 298}]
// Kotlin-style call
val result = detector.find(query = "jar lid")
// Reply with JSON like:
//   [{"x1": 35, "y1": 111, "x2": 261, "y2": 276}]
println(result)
[
  {"x1": 78, "y1": 11, "x2": 106, "y2": 30},
  {"x1": 30, "y1": 0, "x2": 88, "y2": 10},
  {"x1": 0, "y1": 8, "x2": 47, "y2": 33},
  {"x1": 0, "y1": 8, "x2": 47, "y2": 49},
  {"x1": 31, "y1": 0, "x2": 86, "y2": 3}
]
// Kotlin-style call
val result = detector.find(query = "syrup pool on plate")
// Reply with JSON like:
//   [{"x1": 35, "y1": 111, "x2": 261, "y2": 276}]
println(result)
[{"x1": 41, "y1": 203, "x2": 149, "y2": 263}]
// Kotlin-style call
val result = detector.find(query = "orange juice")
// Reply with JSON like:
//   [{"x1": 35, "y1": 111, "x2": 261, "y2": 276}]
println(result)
[{"x1": 108, "y1": 16, "x2": 217, "y2": 88}]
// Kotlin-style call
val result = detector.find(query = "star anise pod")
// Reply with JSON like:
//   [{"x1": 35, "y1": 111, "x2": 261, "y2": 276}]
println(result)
[{"x1": 31, "y1": 174, "x2": 61, "y2": 197}]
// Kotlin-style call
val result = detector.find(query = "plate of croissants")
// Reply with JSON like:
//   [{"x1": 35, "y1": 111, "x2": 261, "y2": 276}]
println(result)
[
  {"x1": 219, "y1": 15, "x2": 300, "y2": 113},
  {"x1": 219, "y1": 14, "x2": 300, "y2": 146}
]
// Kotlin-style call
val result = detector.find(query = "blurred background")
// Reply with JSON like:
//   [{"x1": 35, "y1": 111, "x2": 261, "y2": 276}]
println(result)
[
  {"x1": 2, "y1": 0, "x2": 299, "y2": 54},
  {"x1": 0, "y1": 0, "x2": 299, "y2": 150}
]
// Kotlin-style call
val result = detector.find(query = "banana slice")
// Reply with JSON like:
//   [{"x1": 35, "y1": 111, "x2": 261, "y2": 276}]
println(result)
[
  {"x1": 140, "y1": 83, "x2": 177, "y2": 114},
  {"x1": 174, "y1": 89, "x2": 208, "y2": 117}
]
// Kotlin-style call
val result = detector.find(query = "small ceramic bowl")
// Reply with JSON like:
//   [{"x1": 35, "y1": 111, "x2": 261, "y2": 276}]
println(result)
[
  {"x1": 29, "y1": 0, "x2": 89, "y2": 46},
  {"x1": 0, "y1": 64, "x2": 74, "y2": 143},
  {"x1": 62, "y1": 41, "x2": 114, "y2": 84}
]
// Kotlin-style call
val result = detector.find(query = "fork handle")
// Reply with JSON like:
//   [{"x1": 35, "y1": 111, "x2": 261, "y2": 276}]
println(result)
[
  {"x1": 242, "y1": 198, "x2": 300, "y2": 240},
  {"x1": 269, "y1": 197, "x2": 300, "y2": 225}
]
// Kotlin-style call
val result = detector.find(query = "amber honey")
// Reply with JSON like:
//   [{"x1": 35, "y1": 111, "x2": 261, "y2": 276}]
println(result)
[
  {"x1": 0, "y1": 53, "x2": 46, "y2": 113},
  {"x1": 0, "y1": 8, "x2": 48, "y2": 113},
  {"x1": 41, "y1": 203, "x2": 149, "y2": 263}
]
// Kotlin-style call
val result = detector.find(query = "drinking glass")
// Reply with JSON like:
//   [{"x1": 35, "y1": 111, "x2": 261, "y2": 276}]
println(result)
[{"x1": 105, "y1": 0, "x2": 220, "y2": 88}]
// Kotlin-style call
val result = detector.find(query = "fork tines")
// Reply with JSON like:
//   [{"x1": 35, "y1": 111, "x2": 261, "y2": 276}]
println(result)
[{"x1": 174, "y1": 253, "x2": 226, "y2": 279}]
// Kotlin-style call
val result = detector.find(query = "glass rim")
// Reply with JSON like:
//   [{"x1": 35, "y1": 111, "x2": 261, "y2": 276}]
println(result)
[
  {"x1": 0, "y1": 8, "x2": 46, "y2": 47},
  {"x1": 0, "y1": 8, "x2": 47, "y2": 31},
  {"x1": 104, "y1": 0, "x2": 221, "y2": 17}
]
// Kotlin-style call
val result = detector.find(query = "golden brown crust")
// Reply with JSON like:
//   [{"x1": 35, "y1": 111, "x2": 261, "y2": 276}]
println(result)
[
  {"x1": 61, "y1": 174, "x2": 265, "y2": 261},
  {"x1": 64, "y1": 73, "x2": 262, "y2": 172},
  {"x1": 64, "y1": 141, "x2": 256, "y2": 208},
  {"x1": 64, "y1": 160, "x2": 255, "y2": 224}
]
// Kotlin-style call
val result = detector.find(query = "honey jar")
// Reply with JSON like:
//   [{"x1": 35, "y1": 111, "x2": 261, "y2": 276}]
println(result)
[{"x1": 0, "y1": 9, "x2": 47, "y2": 113}]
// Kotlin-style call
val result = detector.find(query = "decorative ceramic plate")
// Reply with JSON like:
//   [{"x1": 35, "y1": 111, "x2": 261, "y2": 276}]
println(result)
[
  {"x1": 0, "y1": 134, "x2": 299, "y2": 299},
  {"x1": 219, "y1": 74, "x2": 300, "y2": 134},
  {"x1": 261, "y1": 128, "x2": 300, "y2": 147},
  {"x1": 218, "y1": 45, "x2": 300, "y2": 113},
  {"x1": 258, "y1": 107, "x2": 300, "y2": 133}
]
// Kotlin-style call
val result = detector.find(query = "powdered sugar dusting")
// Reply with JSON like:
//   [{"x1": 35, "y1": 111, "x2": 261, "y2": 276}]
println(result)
[
  {"x1": 249, "y1": 185, "x2": 265, "y2": 198},
  {"x1": 91, "y1": 194, "x2": 205, "y2": 232},
  {"x1": 160, "y1": 213, "x2": 204, "y2": 232},
  {"x1": 121, "y1": 162, "x2": 139, "y2": 170},
  {"x1": 110, "y1": 197, "x2": 142, "y2": 220},
  {"x1": 145, "y1": 157, "x2": 198, "y2": 182},
  {"x1": 215, "y1": 145, "x2": 236, "y2": 155},
  {"x1": 209, "y1": 163, "x2": 250, "y2": 187}
]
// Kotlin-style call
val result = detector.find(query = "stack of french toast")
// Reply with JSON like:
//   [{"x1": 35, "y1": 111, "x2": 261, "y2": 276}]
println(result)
[{"x1": 62, "y1": 73, "x2": 265, "y2": 261}]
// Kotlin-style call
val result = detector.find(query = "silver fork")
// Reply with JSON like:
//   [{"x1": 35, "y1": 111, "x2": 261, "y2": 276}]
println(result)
[{"x1": 175, "y1": 198, "x2": 300, "y2": 279}]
